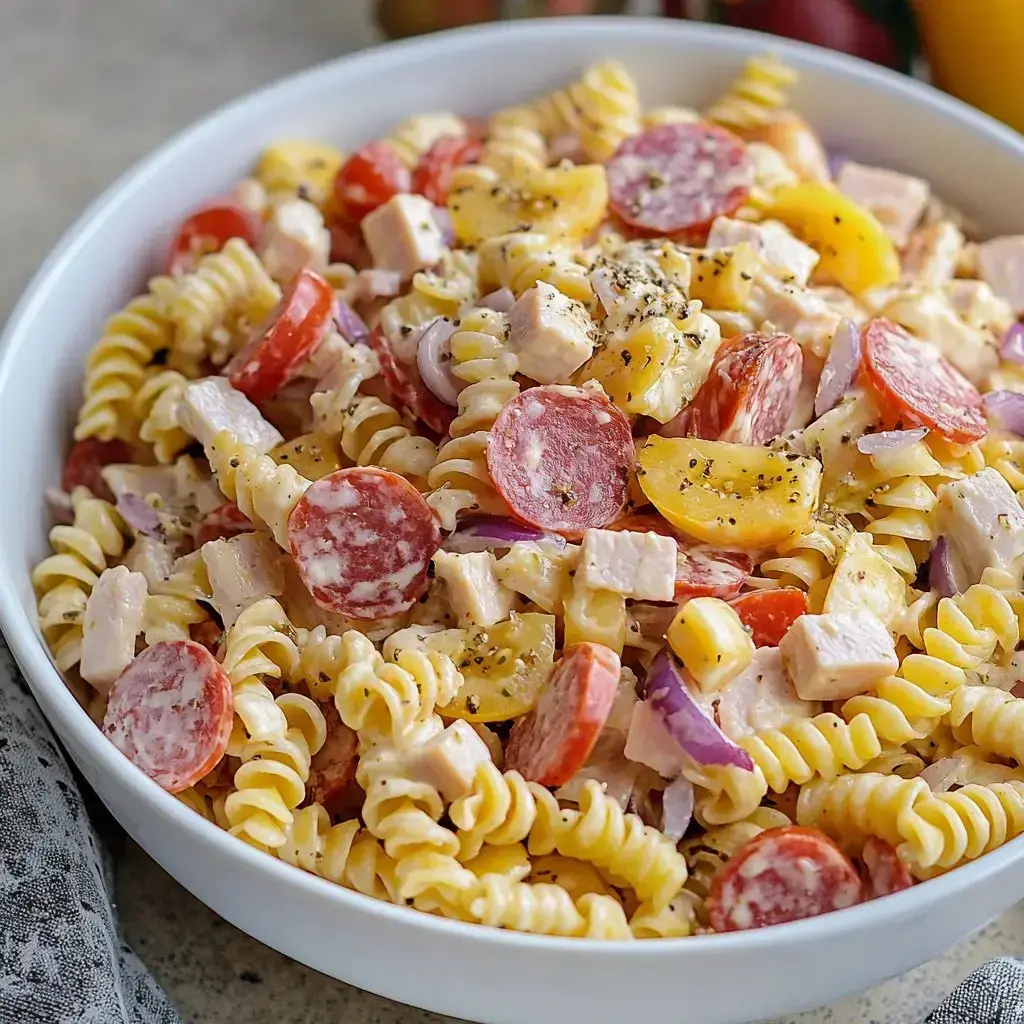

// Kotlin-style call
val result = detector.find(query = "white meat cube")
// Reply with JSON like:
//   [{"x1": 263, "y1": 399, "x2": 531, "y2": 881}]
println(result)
[
  {"x1": 123, "y1": 536, "x2": 176, "y2": 590},
  {"x1": 780, "y1": 611, "x2": 898, "y2": 702},
  {"x1": 837, "y1": 162, "x2": 930, "y2": 247},
  {"x1": 180, "y1": 377, "x2": 283, "y2": 454},
  {"x1": 507, "y1": 282, "x2": 596, "y2": 385},
  {"x1": 79, "y1": 566, "x2": 148, "y2": 694},
  {"x1": 260, "y1": 197, "x2": 330, "y2": 283},
  {"x1": 937, "y1": 469, "x2": 1024, "y2": 585},
  {"x1": 431, "y1": 550, "x2": 515, "y2": 628},
  {"x1": 901, "y1": 221, "x2": 964, "y2": 288},
  {"x1": 100, "y1": 464, "x2": 179, "y2": 502},
  {"x1": 409, "y1": 720, "x2": 491, "y2": 801},
  {"x1": 944, "y1": 280, "x2": 1014, "y2": 335},
  {"x1": 976, "y1": 236, "x2": 1024, "y2": 315},
  {"x1": 579, "y1": 529, "x2": 677, "y2": 602},
  {"x1": 753, "y1": 274, "x2": 839, "y2": 341},
  {"x1": 201, "y1": 532, "x2": 284, "y2": 629},
  {"x1": 706, "y1": 217, "x2": 819, "y2": 286},
  {"x1": 361, "y1": 193, "x2": 445, "y2": 280}
]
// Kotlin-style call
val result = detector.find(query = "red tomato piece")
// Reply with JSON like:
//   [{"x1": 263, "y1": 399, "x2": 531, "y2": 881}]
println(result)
[
  {"x1": 730, "y1": 588, "x2": 808, "y2": 647},
  {"x1": 412, "y1": 136, "x2": 484, "y2": 206},
  {"x1": 688, "y1": 332, "x2": 803, "y2": 445},
  {"x1": 227, "y1": 267, "x2": 335, "y2": 404},
  {"x1": 707, "y1": 825, "x2": 864, "y2": 932},
  {"x1": 367, "y1": 325, "x2": 454, "y2": 435},
  {"x1": 505, "y1": 643, "x2": 620, "y2": 787},
  {"x1": 606, "y1": 122, "x2": 754, "y2": 244},
  {"x1": 333, "y1": 141, "x2": 411, "y2": 223},
  {"x1": 487, "y1": 386, "x2": 634, "y2": 539},
  {"x1": 288, "y1": 467, "x2": 442, "y2": 620},
  {"x1": 308, "y1": 704, "x2": 359, "y2": 817},
  {"x1": 101, "y1": 640, "x2": 233, "y2": 793},
  {"x1": 62, "y1": 439, "x2": 133, "y2": 502},
  {"x1": 195, "y1": 502, "x2": 252, "y2": 547},
  {"x1": 166, "y1": 201, "x2": 262, "y2": 277},
  {"x1": 860, "y1": 317, "x2": 987, "y2": 444},
  {"x1": 860, "y1": 836, "x2": 914, "y2": 899}
]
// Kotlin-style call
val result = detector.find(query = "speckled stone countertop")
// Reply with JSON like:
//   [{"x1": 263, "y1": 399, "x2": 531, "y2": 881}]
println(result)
[{"x1": 2, "y1": 1, "x2": 1022, "y2": 1021}]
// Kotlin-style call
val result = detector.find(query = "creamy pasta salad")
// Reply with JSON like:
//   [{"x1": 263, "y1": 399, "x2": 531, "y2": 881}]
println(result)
[{"x1": 37, "y1": 55, "x2": 1024, "y2": 939}]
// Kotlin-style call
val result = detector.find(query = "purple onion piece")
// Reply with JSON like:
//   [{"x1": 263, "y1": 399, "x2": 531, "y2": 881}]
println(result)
[
  {"x1": 643, "y1": 648, "x2": 755, "y2": 772},
  {"x1": 333, "y1": 298, "x2": 369, "y2": 345},
  {"x1": 856, "y1": 427, "x2": 928, "y2": 455},
  {"x1": 116, "y1": 492, "x2": 163, "y2": 538},
  {"x1": 443, "y1": 515, "x2": 566, "y2": 554},
  {"x1": 1000, "y1": 323, "x2": 1024, "y2": 365},
  {"x1": 920, "y1": 756, "x2": 965, "y2": 793},
  {"x1": 478, "y1": 288, "x2": 515, "y2": 314},
  {"x1": 431, "y1": 205, "x2": 455, "y2": 246},
  {"x1": 815, "y1": 318, "x2": 861, "y2": 418},
  {"x1": 660, "y1": 774, "x2": 695, "y2": 842},
  {"x1": 415, "y1": 317, "x2": 462, "y2": 406},
  {"x1": 929, "y1": 537, "x2": 959, "y2": 598},
  {"x1": 984, "y1": 390, "x2": 1024, "y2": 437},
  {"x1": 827, "y1": 148, "x2": 848, "y2": 181}
]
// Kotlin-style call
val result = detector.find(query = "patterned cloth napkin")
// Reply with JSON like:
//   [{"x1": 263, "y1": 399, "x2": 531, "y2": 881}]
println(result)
[{"x1": 0, "y1": 631, "x2": 1021, "y2": 1024}]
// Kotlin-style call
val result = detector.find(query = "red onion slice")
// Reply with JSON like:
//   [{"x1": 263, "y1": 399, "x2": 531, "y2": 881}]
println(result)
[
  {"x1": 333, "y1": 298, "x2": 369, "y2": 345},
  {"x1": 1000, "y1": 323, "x2": 1024, "y2": 365},
  {"x1": 856, "y1": 427, "x2": 928, "y2": 455},
  {"x1": 478, "y1": 288, "x2": 515, "y2": 314},
  {"x1": 984, "y1": 390, "x2": 1024, "y2": 436},
  {"x1": 814, "y1": 318, "x2": 861, "y2": 418},
  {"x1": 660, "y1": 774, "x2": 694, "y2": 842},
  {"x1": 929, "y1": 536, "x2": 960, "y2": 598},
  {"x1": 920, "y1": 756, "x2": 965, "y2": 793},
  {"x1": 431, "y1": 205, "x2": 455, "y2": 246},
  {"x1": 443, "y1": 515, "x2": 566, "y2": 553},
  {"x1": 415, "y1": 317, "x2": 462, "y2": 406},
  {"x1": 643, "y1": 649, "x2": 755, "y2": 771},
  {"x1": 116, "y1": 492, "x2": 164, "y2": 538}
]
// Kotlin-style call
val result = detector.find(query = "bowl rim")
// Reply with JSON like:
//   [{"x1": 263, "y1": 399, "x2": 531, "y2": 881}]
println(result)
[{"x1": 3, "y1": 14, "x2": 1024, "y2": 955}]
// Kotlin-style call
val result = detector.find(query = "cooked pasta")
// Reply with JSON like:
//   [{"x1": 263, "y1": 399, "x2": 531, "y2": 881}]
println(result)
[
  {"x1": 135, "y1": 369, "x2": 191, "y2": 464},
  {"x1": 477, "y1": 233, "x2": 594, "y2": 304},
  {"x1": 706, "y1": 54, "x2": 799, "y2": 133},
  {"x1": 449, "y1": 763, "x2": 538, "y2": 859},
  {"x1": 339, "y1": 396, "x2": 438, "y2": 490}
]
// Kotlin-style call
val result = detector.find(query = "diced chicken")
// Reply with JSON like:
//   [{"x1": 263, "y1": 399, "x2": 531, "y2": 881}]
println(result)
[
  {"x1": 101, "y1": 464, "x2": 179, "y2": 502},
  {"x1": 836, "y1": 162, "x2": 930, "y2": 247},
  {"x1": 409, "y1": 720, "x2": 492, "y2": 802},
  {"x1": 752, "y1": 274, "x2": 841, "y2": 356},
  {"x1": 901, "y1": 221, "x2": 964, "y2": 288},
  {"x1": 780, "y1": 611, "x2": 898, "y2": 702},
  {"x1": 260, "y1": 197, "x2": 330, "y2": 283},
  {"x1": 822, "y1": 532, "x2": 906, "y2": 631},
  {"x1": 123, "y1": 535, "x2": 177, "y2": 590},
  {"x1": 579, "y1": 528, "x2": 677, "y2": 603},
  {"x1": 361, "y1": 193, "x2": 445, "y2": 280},
  {"x1": 180, "y1": 377, "x2": 283, "y2": 453},
  {"x1": 976, "y1": 236, "x2": 1024, "y2": 315},
  {"x1": 706, "y1": 217, "x2": 819, "y2": 286},
  {"x1": 79, "y1": 566, "x2": 148, "y2": 694},
  {"x1": 944, "y1": 280, "x2": 1014, "y2": 336},
  {"x1": 431, "y1": 550, "x2": 515, "y2": 628},
  {"x1": 936, "y1": 469, "x2": 1024, "y2": 585},
  {"x1": 507, "y1": 282, "x2": 596, "y2": 385},
  {"x1": 713, "y1": 647, "x2": 821, "y2": 743},
  {"x1": 201, "y1": 532, "x2": 285, "y2": 629},
  {"x1": 624, "y1": 700, "x2": 686, "y2": 778}
]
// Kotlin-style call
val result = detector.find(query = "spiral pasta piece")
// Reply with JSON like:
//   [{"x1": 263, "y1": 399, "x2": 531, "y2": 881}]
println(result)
[
  {"x1": 339, "y1": 396, "x2": 438, "y2": 490},
  {"x1": 684, "y1": 762, "x2": 769, "y2": 827},
  {"x1": 386, "y1": 111, "x2": 466, "y2": 168},
  {"x1": 205, "y1": 430, "x2": 310, "y2": 549},
  {"x1": 142, "y1": 593, "x2": 209, "y2": 646},
  {"x1": 477, "y1": 105, "x2": 548, "y2": 182},
  {"x1": 394, "y1": 850, "x2": 481, "y2": 912},
  {"x1": 309, "y1": 337, "x2": 381, "y2": 436},
  {"x1": 294, "y1": 624, "x2": 373, "y2": 702},
  {"x1": 33, "y1": 489, "x2": 127, "y2": 672},
  {"x1": 948, "y1": 685, "x2": 1024, "y2": 765},
  {"x1": 450, "y1": 763, "x2": 538, "y2": 860},
  {"x1": 74, "y1": 294, "x2": 174, "y2": 443},
  {"x1": 630, "y1": 896, "x2": 700, "y2": 938},
  {"x1": 426, "y1": 308, "x2": 518, "y2": 530},
  {"x1": 705, "y1": 54, "x2": 798, "y2": 133},
  {"x1": 135, "y1": 369, "x2": 191, "y2": 463},
  {"x1": 478, "y1": 233, "x2": 593, "y2": 304},
  {"x1": 757, "y1": 512, "x2": 852, "y2": 590}
]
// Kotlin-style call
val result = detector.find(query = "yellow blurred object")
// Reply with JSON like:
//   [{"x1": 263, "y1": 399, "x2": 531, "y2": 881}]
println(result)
[{"x1": 913, "y1": 0, "x2": 1024, "y2": 134}]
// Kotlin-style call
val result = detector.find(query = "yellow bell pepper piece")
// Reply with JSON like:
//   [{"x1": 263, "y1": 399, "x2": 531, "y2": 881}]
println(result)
[
  {"x1": 270, "y1": 432, "x2": 343, "y2": 480},
  {"x1": 256, "y1": 140, "x2": 345, "y2": 208}
]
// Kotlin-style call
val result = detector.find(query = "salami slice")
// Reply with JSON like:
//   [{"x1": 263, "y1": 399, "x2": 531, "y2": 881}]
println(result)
[
  {"x1": 607, "y1": 122, "x2": 754, "y2": 243},
  {"x1": 308, "y1": 705, "x2": 359, "y2": 816},
  {"x1": 505, "y1": 642, "x2": 620, "y2": 787},
  {"x1": 287, "y1": 466, "x2": 441, "y2": 619},
  {"x1": 62, "y1": 438, "x2": 133, "y2": 502},
  {"x1": 730, "y1": 588, "x2": 808, "y2": 647},
  {"x1": 688, "y1": 332, "x2": 803, "y2": 445},
  {"x1": 707, "y1": 825, "x2": 864, "y2": 932},
  {"x1": 101, "y1": 640, "x2": 233, "y2": 794},
  {"x1": 861, "y1": 317, "x2": 987, "y2": 444},
  {"x1": 368, "y1": 325, "x2": 454, "y2": 436},
  {"x1": 195, "y1": 501, "x2": 252, "y2": 546},
  {"x1": 487, "y1": 385, "x2": 634, "y2": 539},
  {"x1": 860, "y1": 836, "x2": 913, "y2": 899}
]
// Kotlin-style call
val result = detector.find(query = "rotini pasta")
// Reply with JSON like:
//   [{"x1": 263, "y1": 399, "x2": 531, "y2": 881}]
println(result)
[
  {"x1": 706, "y1": 54, "x2": 798, "y2": 133},
  {"x1": 339, "y1": 396, "x2": 438, "y2": 490}
]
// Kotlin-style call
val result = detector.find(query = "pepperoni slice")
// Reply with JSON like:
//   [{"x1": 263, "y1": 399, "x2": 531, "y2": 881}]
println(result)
[
  {"x1": 368, "y1": 325, "x2": 454, "y2": 436},
  {"x1": 505, "y1": 642, "x2": 620, "y2": 787},
  {"x1": 227, "y1": 267, "x2": 334, "y2": 404},
  {"x1": 333, "y1": 141, "x2": 411, "y2": 223},
  {"x1": 730, "y1": 588, "x2": 808, "y2": 647},
  {"x1": 861, "y1": 317, "x2": 987, "y2": 444},
  {"x1": 190, "y1": 620, "x2": 224, "y2": 656},
  {"x1": 412, "y1": 136, "x2": 483, "y2": 206},
  {"x1": 860, "y1": 837, "x2": 913, "y2": 899},
  {"x1": 166, "y1": 200, "x2": 262, "y2": 277},
  {"x1": 101, "y1": 640, "x2": 233, "y2": 794},
  {"x1": 688, "y1": 333, "x2": 803, "y2": 445},
  {"x1": 288, "y1": 466, "x2": 441, "y2": 619},
  {"x1": 62, "y1": 438, "x2": 134, "y2": 502},
  {"x1": 488, "y1": 386, "x2": 634, "y2": 539},
  {"x1": 308, "y1": 705, "x2": 359, "y2": 816},
  {"x1": 195, "y1": 502, "x2": 252, "y2": 546},
  {"x1": 607, "y1": 123, "x2": 754, "y2": 244},
  {"x1": 707, "y1": 825, "x2": 864, "y2": 932}
]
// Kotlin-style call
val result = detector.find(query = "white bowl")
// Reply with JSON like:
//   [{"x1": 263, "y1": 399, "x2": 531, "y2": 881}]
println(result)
[{"x1": 3, "y1": 17, "x2": 1024, "y2": 1024}]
